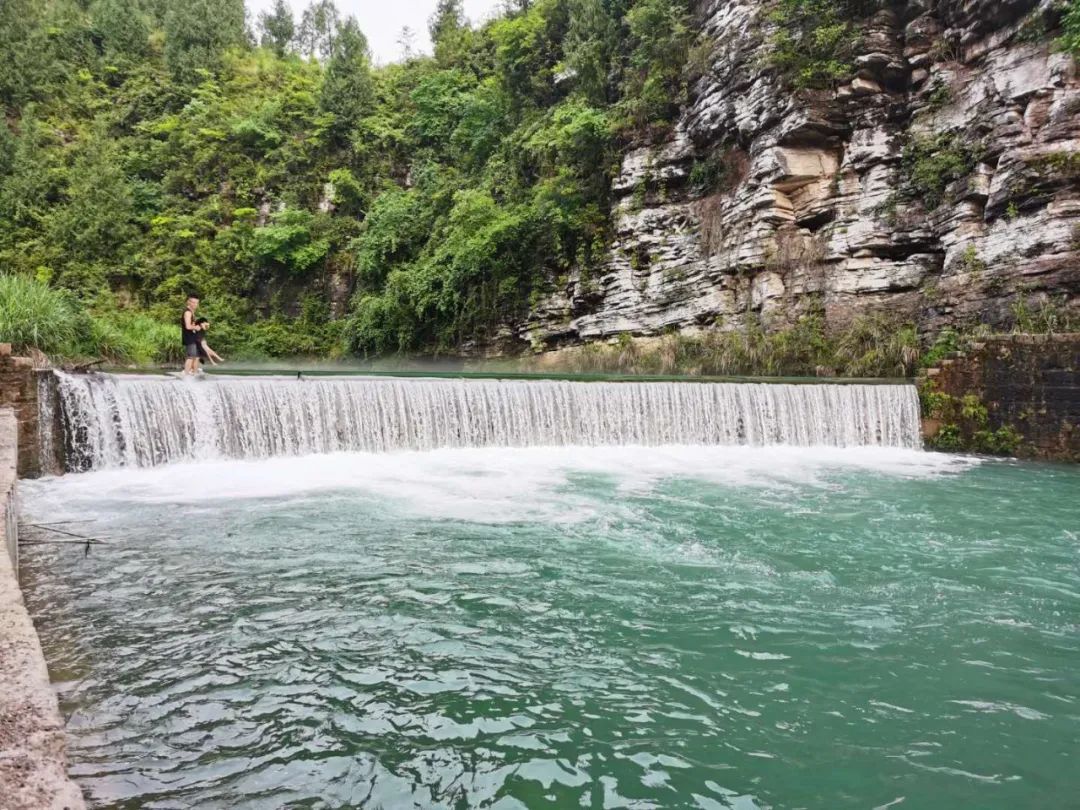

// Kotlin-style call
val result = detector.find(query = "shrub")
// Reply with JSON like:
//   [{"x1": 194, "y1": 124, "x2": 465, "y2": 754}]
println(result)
[
  {"x1": 920, "y1": 327, "x2": 961, "y2": 368},
  {"x1": 919, "y1": 382, "x2": 1022, "y2": 456},
  {"x1": 832, "y1": 313, "x2": 919, "y2": 377},
  {"x1": 1060, "y1": 0, "x2": 1080, "y2": 55},
  {"x1": 766, "y1": 0, "x2": 874, "y2": 89},
  {"x1": 111, "y1": 313, "x2": 185, "y2": 365},
  {"x1": 901, "y1": 134, "x2": 983, "y2": 210}
]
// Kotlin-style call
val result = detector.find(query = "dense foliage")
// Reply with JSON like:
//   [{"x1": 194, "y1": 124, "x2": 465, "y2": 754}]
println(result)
[
  {"x1": 0, "y1": 0, "x2": 696, "y2": 361},
  {"x1": 766, "y1": 0, "x2": 879, "y2": 89}
]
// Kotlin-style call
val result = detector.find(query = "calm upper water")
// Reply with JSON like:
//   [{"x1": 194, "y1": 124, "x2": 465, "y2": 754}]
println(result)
[{"x1": 20, "y1": 446, "x2": 1080, "y2": 809}]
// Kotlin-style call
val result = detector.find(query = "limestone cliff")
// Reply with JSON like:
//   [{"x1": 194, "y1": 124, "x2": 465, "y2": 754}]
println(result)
[{"x1": 524, "y1": 0, "x2": 1080, "y2": 349}]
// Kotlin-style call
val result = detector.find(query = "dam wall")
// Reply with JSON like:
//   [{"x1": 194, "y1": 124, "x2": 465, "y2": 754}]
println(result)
[
  {"x1": 0, "y1": 346, "x2": 40, "y2": 478},
  {"x1": 0, "y1": 407, "x2": 85, "y2": 809},
  {"x1": 922, "y1": 334, "x2": 1080, "y2": 461}
]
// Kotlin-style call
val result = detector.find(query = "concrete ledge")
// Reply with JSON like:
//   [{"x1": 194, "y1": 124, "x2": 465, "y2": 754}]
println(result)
[{"x1": 0, "y1": 408, "x2": 85, "y2": 809}]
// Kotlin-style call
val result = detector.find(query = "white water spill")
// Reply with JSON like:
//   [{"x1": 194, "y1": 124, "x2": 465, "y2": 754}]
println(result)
[
  {"x1": 48, "y1": 372, "x2": 923, "y2": 470},
  {"x1": 22, "y1": 445, "x2": 976, "y2": 525}
]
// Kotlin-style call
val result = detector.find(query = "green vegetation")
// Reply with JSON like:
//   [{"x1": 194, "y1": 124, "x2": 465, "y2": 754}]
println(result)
[
  {"x1": 920, "y1": 383, "x2": 1023, "y2": 456},
  {"x1": 526, "y1": 312, "x2": 920, "y2": 378},
  {"x1": 900, "y1": 133, "x2": 983, "y2": 210},
  {"x1": 1028, "y1": 150, "x2": 1080, "y2": 179},
  {"x1": 0, "y1": 0, "x2": 695, "y2": 363},
  {"x1": 953, "y1": 243, "x2": 986, "y2": 276},
  {"x1": 0, "y1": 275, "x2": 82, "y2": 356},
  {"x1": 766, "y1": 0, "x2": 878, "y2": 89},
  {"x1": 1059, "y1": 0, "x2": 1080, "y2": 55},
  {"x1": 1011, "y1": 292, "x2": 1079, "y2": 334},
  {"x1": 0, "y1": 273, "x2": 181, "y2": 363}
]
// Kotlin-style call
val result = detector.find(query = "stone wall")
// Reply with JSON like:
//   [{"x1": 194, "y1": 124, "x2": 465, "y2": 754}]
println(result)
[
  {"x1": 0, "y1": 346, "x2": 40, "y2": 478},
  {"x1": 524, "y1": 0, "x2": 1079, "y2": 349},
  {"x1": 0, "y1": 408, "x2": 86, "y2": 809},
  {"x1": 922, "y1": 333, "x2": 1080, "y2": 460}
]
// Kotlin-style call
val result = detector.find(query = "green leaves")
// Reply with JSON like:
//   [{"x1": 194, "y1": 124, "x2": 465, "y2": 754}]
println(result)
[
  {"x1": 163, "y1": 0, "x2": 246, "y2": 84},
  {"x1": 901, "y1": 133, "x2": 983, "y2": 211},
  {"x1": 766, "y1": 0, "x2": 865, "y2": 89},
  {"x1": 1, "y1": 0, "x2": 719, "y2": 361},
  {"x1": 252, "y1": 209, "x2": 332, "y2": 274},
  {"x1": 618, "y1": 0, "x2": 691, "y2": 130},
  {"x1": 319, "y1": 18, "x2": 373, "y2": 141},
  {"x1": 1060, "y1": 0, "x2": 1080, "y2": 56}
]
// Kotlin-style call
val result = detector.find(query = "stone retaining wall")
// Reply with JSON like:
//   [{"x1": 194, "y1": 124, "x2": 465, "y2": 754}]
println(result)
[
  {"x1": 922, "y1": 334, "x2": 1080, "y2": 461},
  {"x1": 0, "y1": 346, "x2": 41, "y2": 478},
  {"x1": 0, "y1": 408, "x2": 85, "y2": 809}
]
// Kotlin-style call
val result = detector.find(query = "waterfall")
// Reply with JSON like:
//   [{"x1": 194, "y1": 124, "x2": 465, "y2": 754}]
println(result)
[{"x1": 48, "y1": 372, "x2": 923, "y2": 471}]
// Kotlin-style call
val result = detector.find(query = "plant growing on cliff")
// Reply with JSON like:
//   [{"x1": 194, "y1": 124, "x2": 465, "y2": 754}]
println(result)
[
  {"x1": 524, "y1": 312, "x2": 919, "y2": 378},
  {"x1": 1059, "y1": 0, "x2": 1080, "y2": 55},
  {"x1": 1011, "y1": 293, "x2": 1078, "y2": 334},
  {"x1": 953, "y1": 244, "x2": 986, "y2": 277},
  {"x1": 900, "y1": 134, "x2": 983, "y2": 210},
  {"x1": 832, "y1": 314, "x2": 919, "y2": 377},
  {"x1": 920, "y1": 381, "x2": 1022, "y2": 456},
  {"x1": 617, "y1": 0, "x2": 692, "y2": 131},
  {"x1": 766, "y1": 0, "x2": 876, "y2": 89}
]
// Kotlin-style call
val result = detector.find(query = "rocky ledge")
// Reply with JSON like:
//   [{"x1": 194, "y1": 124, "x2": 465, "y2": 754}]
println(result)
[{"x1": 524, "y1": 0, "x2": 1079, "y2": 348}]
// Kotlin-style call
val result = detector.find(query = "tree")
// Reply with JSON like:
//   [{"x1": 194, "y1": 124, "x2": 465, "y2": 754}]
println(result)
[
  {"x1": 563, "y1": 0, "x2": 620, "y2": 105},
  {"x1": 618, "y1": 0, "x2": 690, "y2": 129},
  {"x1": 320, "y1": 17, "x2": 373, "y2": 140},
  {"x1": 259, "y1": 0, "x2": 295, "y2": 57},
  {"x1": 164, "y1": 0, "x2": 247, "y2": 82},
  {"x1": 0, "y1": 0, "x2": 47, "y2": 106},
  {"x1": 397, "y1": 26, "x2": 417, "y2": 60},
  {"x1": 428, "y1": 0, "x2": 466, "y2": 63},
  {"x1": 91, "y1": 0, "x2": 150, "y2": 58},
  {"x1": 298, "y1": 0, "x2": 339, "y2": 60}
]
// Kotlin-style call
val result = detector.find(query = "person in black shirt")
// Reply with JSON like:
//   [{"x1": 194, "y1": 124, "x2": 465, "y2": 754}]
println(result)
[{"x1": 180, "y1": 295, "x2": 204, "y2": 375}]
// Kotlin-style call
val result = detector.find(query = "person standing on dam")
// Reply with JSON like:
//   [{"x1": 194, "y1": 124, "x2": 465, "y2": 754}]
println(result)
[{"x1": 180, "y1": 295, "x2": 205, "y2": 375}]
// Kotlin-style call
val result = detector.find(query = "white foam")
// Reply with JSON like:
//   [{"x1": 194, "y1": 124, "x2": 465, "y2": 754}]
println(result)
[
  {"x1": 49, "y1": 373, "x2": 925, "y2": 470},
  {"x1": 21, "y1": 445, "x2": 978, "y2": 525}
]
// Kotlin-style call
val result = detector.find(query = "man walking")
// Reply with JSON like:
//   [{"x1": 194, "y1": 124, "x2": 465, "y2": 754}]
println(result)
[{"x1": 181, "y1": 295, "x2": 204, "y2": 374}]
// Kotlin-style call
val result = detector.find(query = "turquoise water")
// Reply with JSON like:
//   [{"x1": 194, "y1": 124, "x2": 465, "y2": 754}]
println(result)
[{"x1": 21, "y1": 446, "x2": 1080, "y2": 809}]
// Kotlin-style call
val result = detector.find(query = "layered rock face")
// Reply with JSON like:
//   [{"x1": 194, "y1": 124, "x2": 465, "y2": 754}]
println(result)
[{"x1": 525, "y1": 0, "x2": 1080, "y2": 348}]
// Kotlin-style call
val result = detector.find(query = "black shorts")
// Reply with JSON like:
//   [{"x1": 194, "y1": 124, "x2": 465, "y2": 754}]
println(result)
[{"x1": 184, "y1": 343, "x2": 201, "y2": 359}]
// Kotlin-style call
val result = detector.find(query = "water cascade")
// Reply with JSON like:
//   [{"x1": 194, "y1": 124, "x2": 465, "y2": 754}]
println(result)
[{"x1": 47, "y1": 372, "x2": 922, "y2": 470}]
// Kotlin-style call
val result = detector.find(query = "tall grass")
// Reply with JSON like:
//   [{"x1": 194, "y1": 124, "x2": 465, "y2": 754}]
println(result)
[
  {"x1": 0, "y1": 274, "x2": 81, "y2": 354},
  {"x1": 0, "y1": 273, "x2": 185, "y2": 364},
  {"x1": 528, "y1": 314, "x2": 922, "y2": 378}
]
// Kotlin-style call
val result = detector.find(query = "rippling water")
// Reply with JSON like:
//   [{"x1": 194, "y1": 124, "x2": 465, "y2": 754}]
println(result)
[{"x1": 21, "y1": 446, "x2": 1080, "y2": 809}]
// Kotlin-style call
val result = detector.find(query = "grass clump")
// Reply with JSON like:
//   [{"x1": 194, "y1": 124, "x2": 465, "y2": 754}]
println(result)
[
  {"x1": 0, "y1": 274, "x2": 189, "y2": 364},
  {"x1": 0, "y1": 274, "x2": 81, "y2": 355},
  {"x1": 1011, "y1": 292, "x2": 1078, "y2": 334},
  {"x1": 531, "y1": 312, "x2": 921, "y2": 379}
]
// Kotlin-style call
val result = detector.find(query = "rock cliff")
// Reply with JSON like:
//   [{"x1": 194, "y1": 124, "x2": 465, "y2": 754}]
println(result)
[{"x1": 524, "y1": 0, "x2": 1080, "y2": 349}]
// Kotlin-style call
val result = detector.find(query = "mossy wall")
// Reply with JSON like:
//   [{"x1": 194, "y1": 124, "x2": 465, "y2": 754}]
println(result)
[{"x1": 921, "y1": 334, "x2": 1080, "y2": 461}]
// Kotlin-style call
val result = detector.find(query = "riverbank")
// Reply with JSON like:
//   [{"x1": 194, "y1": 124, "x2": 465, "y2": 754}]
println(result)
[{"x1": 0, "y1": 407, "x2": 84, "y2": 809}]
